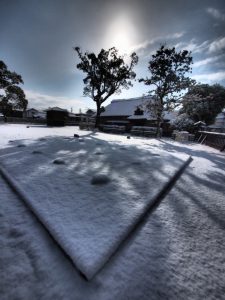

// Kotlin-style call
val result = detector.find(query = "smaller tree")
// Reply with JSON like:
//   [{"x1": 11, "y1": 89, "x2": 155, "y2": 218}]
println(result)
[
  {"x1": 0, "y1": 60, "x2": 27, "y2": 115},
  {"x1": 172, "y1": 113, "x2": 195, "y2": 132},
  {"x1": 74, "y1": 47, "x2": 138, "y2": 127},
  {"x1": 0, "y1": 60, "x2": 23, "y2": 89},
  {"x1": 140, "y1": 45, "x2": 195, "y2": 136},
  {"x1": 181, "y1": 84, "x2": 225, "y2": 125}
]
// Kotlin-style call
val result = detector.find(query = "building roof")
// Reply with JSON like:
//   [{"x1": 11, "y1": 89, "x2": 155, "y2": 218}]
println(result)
[
  {"x1": 46, "y1": 107, "x2": 68, "y2": 112},
  {"x1": 101, "y1": 96, "x2": 178, "y2": 121},
  {"x1": 101, "y1": 97, "x2": 150, "y2": 117},
  {"x1": 26, "y1": 108, "x2": 39, "y2": 112}
]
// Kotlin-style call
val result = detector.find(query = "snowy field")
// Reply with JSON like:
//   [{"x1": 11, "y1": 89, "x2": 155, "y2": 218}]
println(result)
[{"x1": 0, "y1": 123, "x2": 225, "y2": 300}]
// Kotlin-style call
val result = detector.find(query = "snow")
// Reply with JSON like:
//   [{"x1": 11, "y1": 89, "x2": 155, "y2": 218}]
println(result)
[
  {"x1": 0, "y1": 123, "x2": 225, "y2": 299},
  {"x1": 0, "y1": 124, "x2": 90, "y2": 149},
  {"x1": 0, "y1": 124, "x2": 189, "y2": 279}
]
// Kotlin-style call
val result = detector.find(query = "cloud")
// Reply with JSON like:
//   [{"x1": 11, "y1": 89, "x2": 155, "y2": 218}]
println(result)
[
  {"x1": 25, "y1": 90, "x2": 89, "y2": 112},
  {"x1": 208, "y1": 36, "x2": 225, "y2": 53},
  {"x1": 206, "y1": 7, "x2": 225, "y2": 21},
  {"x1": 175, "y1": 39, "x2": 209, "y2": 53},
  {"x1": 130, "y1": 40, "x2": 151, "y2": 52},
  {"x1": 192, "y1": 71, "x2": 225, "y2": 82},
  {"x1": 180, "y1": 36, "x2": 225, "y2": 55},
  {"x1": 193, "y1": 54, "x2": 225, "y2": 67},
  {"x1": 130, "y1": 31, "x2": 185, "y2": 53}
]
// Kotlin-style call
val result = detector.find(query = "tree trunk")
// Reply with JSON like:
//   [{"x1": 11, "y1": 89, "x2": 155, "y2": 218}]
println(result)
[
  {"x1": 95, "y1": 102, "x2": 101, "y2": 128},
  {"x1": 156, "y1": 117, "x2": 162, "y2": 138},
  {"x1": 156, "y1": 101, "x2": 163, "y2": 138}
]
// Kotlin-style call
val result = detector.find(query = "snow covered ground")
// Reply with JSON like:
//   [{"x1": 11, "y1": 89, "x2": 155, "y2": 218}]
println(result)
[{"x1": 0, "y1": 123, "x2": 225, "y2": 299}]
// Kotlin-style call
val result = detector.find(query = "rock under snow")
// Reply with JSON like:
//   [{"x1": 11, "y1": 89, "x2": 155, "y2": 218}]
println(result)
[
  {"x1": 53, "y1": 159, "x2": 66, "y2": 165},
  {"x1": 91, "y1": 174, "x2": 110, "y2": 185},
  {"x1": 94, "y1": 151, "x2": 104, "y2": 155}
]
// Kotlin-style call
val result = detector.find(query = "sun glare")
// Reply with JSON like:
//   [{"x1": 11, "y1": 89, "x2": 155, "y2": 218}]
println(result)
[
  {"x1": 104, "y1": 15, "x2": 136, "y2": 55},
  {"x1": 112, "y1": 31, "x2": 132, "y2": 54}
]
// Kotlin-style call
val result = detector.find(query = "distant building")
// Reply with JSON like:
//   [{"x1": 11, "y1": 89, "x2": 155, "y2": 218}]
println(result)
[
  {"x1": 23, "y1": 108, "x2": 39, "y2": 118},
  {"x1": 46, "y1": 107, "x2": 68, "y2": 126},
  {"x1": 23, "y1": 108, "x2": 46, "y2": 120},
  {"x1": 100, "y1": 96, "x2": 177, "y2": 134},
  {"x1": 209, "y1": 109, "x2": 225, "y2": 132},
  {"x1": 214, "y1": 109, "x2": 225, "y2": 128},
  {"x1": 86, "y1": 109, "x2": 96, "y2": 117}
]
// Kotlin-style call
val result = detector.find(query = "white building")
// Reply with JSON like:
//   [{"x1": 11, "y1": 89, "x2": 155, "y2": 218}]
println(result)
[
  {"x1": 214, "y1": 109, "x2": 225, "y2": 128},
  {"x1": 23, "y1": 108, "x2": 46, "y2": 119},
  {"x1": 101, "y1": 96, "x2": 177, "y2": 123}
]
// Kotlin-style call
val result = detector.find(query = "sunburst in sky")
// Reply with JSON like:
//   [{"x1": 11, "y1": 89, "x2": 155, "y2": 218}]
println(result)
[
  {"x1": 104, "y1": 14, "x2": 137, "y2": 54},
  {"x1": 0, "y1": 0, "x2": 225, "y2": 111}
]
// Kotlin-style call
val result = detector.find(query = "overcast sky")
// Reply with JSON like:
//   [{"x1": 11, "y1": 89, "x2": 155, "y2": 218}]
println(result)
[{"x1": 0, "y1": 0, "x2": 225, "y2": 112}]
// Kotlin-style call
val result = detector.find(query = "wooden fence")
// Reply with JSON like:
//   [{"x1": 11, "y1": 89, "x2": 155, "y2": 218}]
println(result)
[
  {"x1": 197, "y1": 131, "x2": 225, "y2": 151},
  {"x1": 5, "y1": 117, "x2": 46, "y2": 124}
]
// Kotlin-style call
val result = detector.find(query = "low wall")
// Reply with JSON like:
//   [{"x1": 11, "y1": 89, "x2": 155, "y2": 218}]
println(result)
[
  {"x1": 197, "y1": 131, "x2": 225, "y2": 151},
  {"x1": 5, "y1": 117, "x2": 46, "y2": 124}
]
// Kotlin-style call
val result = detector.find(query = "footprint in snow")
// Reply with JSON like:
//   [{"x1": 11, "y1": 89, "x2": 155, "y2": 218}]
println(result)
[
  {"x1": 131, "y1": 161, "x2": 142, "y2": 166},
  {"x1": 17, "y1": 144, "x2": 26, "y2": 148},
  {"x1": 8, "y1": 228, "x2": 24, "y2": 238},
  {"x1": 32, "y1": 150, "x2": 43, "y2": 154}
]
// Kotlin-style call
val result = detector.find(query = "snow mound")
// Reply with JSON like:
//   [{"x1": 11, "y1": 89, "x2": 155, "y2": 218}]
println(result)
[
  {"x1": 53, "y1": 159, "x2": 66, "y2": 165},
  {"x1": 91, "y1": 174, "x2": 110, "y2": 185},
  {"x1": 94, "y1": 151, "x2": 104, "y2": 155},
  {"x1": 0, "y1": 136, "x2": 190, "y2": 280}
]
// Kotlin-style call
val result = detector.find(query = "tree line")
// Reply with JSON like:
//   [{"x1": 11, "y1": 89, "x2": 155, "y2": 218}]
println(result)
[
  {"x1": 0, "y1": 61, "x2": 27, "y2": 116},
  {"x1": 1, "y1": 45, "x2": 225, "y2": 132},
  {"x1": 74, "y1": 45, "x2": 225, "y2": 134}
]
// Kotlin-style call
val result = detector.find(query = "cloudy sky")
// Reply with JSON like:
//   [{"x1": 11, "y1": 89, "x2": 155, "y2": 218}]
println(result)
[{"x1": 0, "y1": 0, "x2": 225, "y2": 112}]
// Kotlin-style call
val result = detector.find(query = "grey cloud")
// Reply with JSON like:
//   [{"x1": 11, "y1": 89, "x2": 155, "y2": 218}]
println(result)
[
  {"x1": 206, "y1": 7, "x2": 225, "y2": 21},
  {"x1": 208, "y1": 36, "x2": 225, "y2": 53}
]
